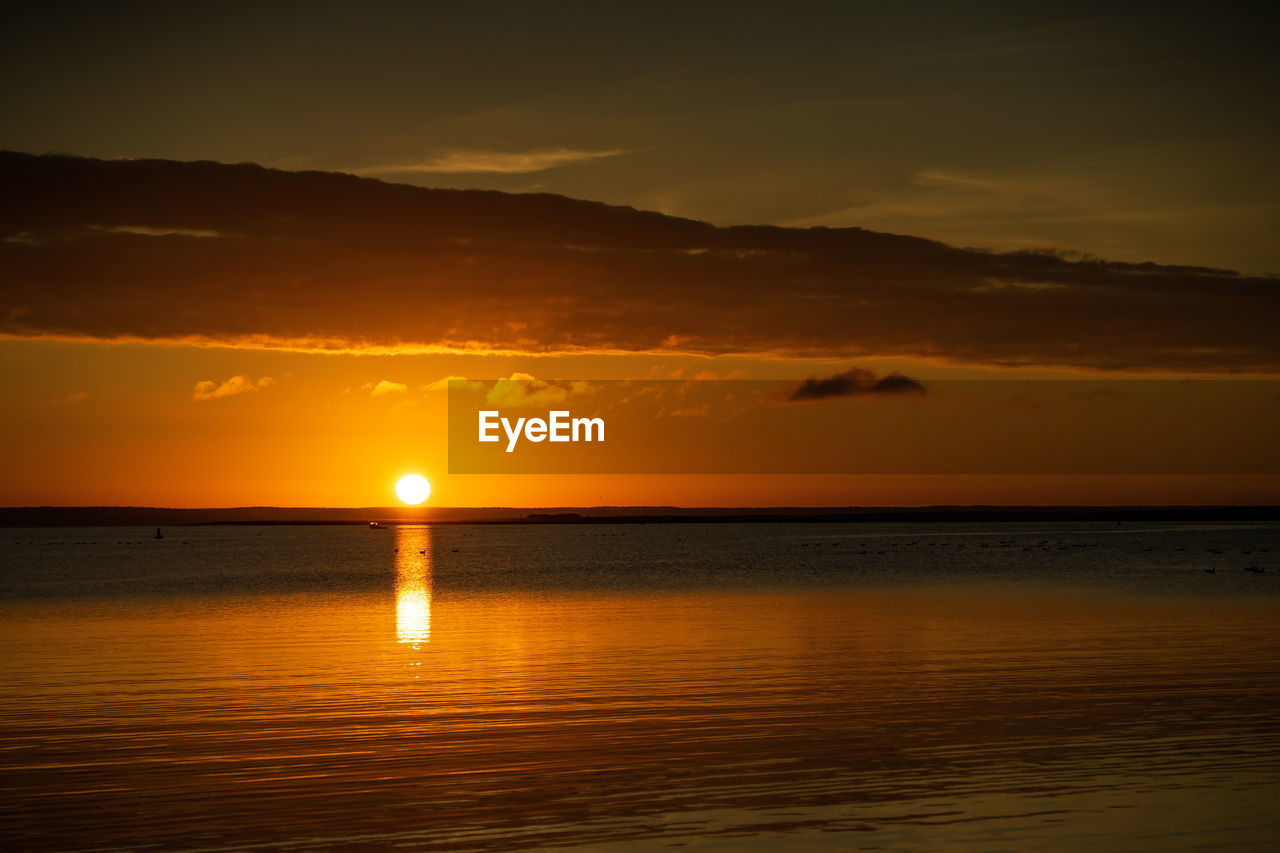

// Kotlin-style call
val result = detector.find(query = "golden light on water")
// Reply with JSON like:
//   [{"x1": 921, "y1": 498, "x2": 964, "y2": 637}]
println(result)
[
  {"x1": 395, "y1": 474, "x2": 431, "y2": 505},
  {"x1": 394, "y1": 526, "x2": 433, "y2": 644}
]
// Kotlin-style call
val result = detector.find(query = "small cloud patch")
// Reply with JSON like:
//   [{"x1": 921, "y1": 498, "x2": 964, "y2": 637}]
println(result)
[
  {"x1": 368, "y1": 380, "x2": 408, "y2": 397},
  {"x1": 192, "y1": 375, "x2": 274, "y2": 401},
  {"x1": 486, "y1": 374, "x2": 596, "y2": 408},
  {"x1": 786, "y1": 369, "x2": 925, "y2": 402},
  {"x1": 427, "y1": 375, "x2": 483, "y2": 392}
]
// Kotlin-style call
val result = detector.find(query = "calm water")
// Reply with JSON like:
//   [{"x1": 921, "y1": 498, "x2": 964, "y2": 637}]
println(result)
[{"x1": 1, "y1": 522, "x2": 1278, "y2": 851}]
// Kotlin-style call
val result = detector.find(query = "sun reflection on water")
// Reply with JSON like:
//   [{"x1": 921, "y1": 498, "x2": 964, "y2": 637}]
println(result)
[{"x1": 394, "y1": 526, "x2": 433, "y2": 645}]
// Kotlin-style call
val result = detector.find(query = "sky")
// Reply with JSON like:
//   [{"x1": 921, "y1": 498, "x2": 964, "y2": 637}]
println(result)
[
  {"x1": 5, "y1": 0, "x2": 1279, "y2": 271},
  {"x1": 1, "y1": 1, "x2": 1278, "y2": 508}
]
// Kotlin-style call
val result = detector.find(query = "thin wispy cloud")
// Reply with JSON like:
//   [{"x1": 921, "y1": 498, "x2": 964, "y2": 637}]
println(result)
[
  {"x1": 354, "y1": 147, "x2": 629, "y2": 175},
  {"x1": 790, "y1": 168, "x2": 1064, "y2": 229},
  {"x1": 94, "y1": 224, "x2": 226, "y2": 238},
  {"x1": 782, "y1": 165, "x2": 1258, "y2": 264},
  {"x1": 911, "y1": 170, "x2": 1005, "y2": 191}
]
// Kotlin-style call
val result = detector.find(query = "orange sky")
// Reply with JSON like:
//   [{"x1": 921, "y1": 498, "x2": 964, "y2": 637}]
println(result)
[
  {"x1": 3, "y1": 335, "x2": 1278, "y2": 508},
  {"x1": 1, "y1": 152, "x2": 1277, "y2": 508}
]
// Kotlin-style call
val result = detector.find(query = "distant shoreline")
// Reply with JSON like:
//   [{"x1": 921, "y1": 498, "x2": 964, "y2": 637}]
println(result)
[{"x1": 2, "y1": 506, "x2": 1277, "y2": 527}]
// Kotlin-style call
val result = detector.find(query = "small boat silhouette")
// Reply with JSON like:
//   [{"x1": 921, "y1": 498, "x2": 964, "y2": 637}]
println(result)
[{"x1": 369, "y1": 521, "x2": 387, "y2": 529}]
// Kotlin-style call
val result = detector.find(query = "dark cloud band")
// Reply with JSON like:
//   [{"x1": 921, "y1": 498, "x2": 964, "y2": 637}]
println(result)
[{"x1": 2, "y1": 152, "x2": 1277, "y2": 371}]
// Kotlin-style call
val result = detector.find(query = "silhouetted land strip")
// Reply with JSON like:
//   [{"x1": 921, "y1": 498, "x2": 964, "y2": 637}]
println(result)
[{"x1": 2, "y1": 505, "x2": 1277, "y2": 527}]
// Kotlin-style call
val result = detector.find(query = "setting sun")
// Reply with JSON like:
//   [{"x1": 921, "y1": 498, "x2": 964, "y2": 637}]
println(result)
[{"x1": 395, "y1": 474, "x2": 430, "y2": 505}]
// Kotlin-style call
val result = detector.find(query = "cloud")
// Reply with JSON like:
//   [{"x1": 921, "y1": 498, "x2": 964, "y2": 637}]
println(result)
[
  {"x1": 53, "y1": 390, "x2": 88, "y2": 404},
  {"x1": 667, "y1": 404, "x2": 711, "y2": 417},
  {"x1": 426, "y1": 375, "x2": 482, "y2": 392},
  {"x1": 784, "y1": 166, "x2": 1267, "y2": 269},
  {"x1": 368, "y1": 380, "x2": 407, "y2": 397},
  {"x1": 93, "y1": 224, "x2": 226, "y2": 238},
  {"x1": 912, "y1": 169, "x2": 1005, "y2": 191},
  {"x1": 787, "y1": 369, "x2": 926, "y2": 402},
  {"x1": 2, "y1": 152, "x2": 1278, "y2": 373},
  {"x1": 192, "y1": 375, "x2": 274, "y2": 401},
  {"x1": 352, "y1": 148, "x2": 629, "y2": 175},
  {"x1": 488, "y1": 374, "x2": 564, "y2": 407},
  {"x1": 485, "y1": 373, "x2": 595, "y2": 408}
]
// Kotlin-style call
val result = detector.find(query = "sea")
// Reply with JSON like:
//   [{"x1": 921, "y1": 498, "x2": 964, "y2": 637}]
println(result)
[{"x1": 1, "y1": 521, "x2": 1278, "y2": 851}]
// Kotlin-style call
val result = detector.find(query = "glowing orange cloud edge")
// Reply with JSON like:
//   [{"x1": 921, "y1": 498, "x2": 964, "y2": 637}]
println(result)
[{"x1": 1, "y1": 331, "x2": 1271, "y2": 378}]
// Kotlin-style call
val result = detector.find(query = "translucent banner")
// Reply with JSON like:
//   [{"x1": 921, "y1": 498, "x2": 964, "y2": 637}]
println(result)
[{"x1": 447, "y1": 378, "x2": 1280, "y2": 475}]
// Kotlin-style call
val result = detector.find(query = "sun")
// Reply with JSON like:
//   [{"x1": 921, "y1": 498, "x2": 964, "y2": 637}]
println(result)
[{"x1": 395, "y1": 474, "x2": 431, "y2": 505}]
